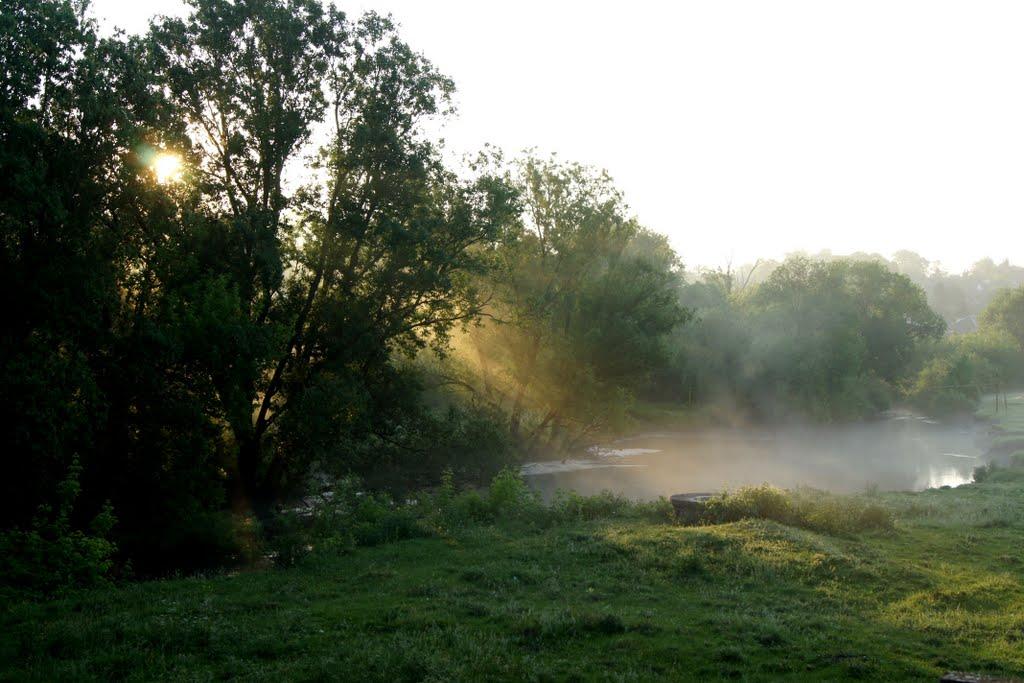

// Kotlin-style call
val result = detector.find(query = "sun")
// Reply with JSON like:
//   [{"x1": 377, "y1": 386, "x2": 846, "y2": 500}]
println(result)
[{"x1": 152, "y1": 152, "x2": 184, "y2": 184}]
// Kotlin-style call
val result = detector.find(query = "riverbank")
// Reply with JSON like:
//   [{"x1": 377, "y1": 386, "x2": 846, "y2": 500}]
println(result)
[{"x1": 3, "y1": 397, "x2": 1024, "y2": 681}]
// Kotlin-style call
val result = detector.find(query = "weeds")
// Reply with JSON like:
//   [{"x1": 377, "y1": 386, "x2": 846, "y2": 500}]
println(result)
[
  {"x1": 265, "y1": 468, "x2": 675, "y2": 567},
  {"x1": 701, "y1": 484, "x2": 894, "y2": 534}
]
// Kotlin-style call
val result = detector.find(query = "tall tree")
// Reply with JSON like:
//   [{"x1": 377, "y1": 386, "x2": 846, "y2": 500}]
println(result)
[
  {"x1": 149, "y1": 2, "x2": 516, "y2": 507},
  {"x1": 459, "y1": 155, "x2": 687, "y2": 451}
]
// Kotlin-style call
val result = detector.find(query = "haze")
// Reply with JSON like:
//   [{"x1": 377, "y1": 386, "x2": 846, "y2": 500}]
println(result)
[{"x1": 90, "y1": 0, "x2": 1024, "y2": 272}]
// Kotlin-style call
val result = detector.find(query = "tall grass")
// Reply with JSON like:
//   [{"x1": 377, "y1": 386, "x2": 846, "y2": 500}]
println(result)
[{"x1": 701, "y1": 484, "x2": 894, "y2": 534}]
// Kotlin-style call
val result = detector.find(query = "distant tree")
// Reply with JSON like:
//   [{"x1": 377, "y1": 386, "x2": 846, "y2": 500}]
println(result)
[
  {"x1": 980, "y1": 286, "x2": 1024, "y2": 350},
  {"x1": 700, "y1": 258, "x2": 947, "y2": 419},
  {"x1": 891, "y1": 250, "x2": 932, "y2": 285}
]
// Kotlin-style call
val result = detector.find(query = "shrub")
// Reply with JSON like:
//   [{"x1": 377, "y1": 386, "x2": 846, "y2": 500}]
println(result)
[
  {"x1": 792, "y1": 492, "x2": 894, "y2": 534},
  {"x1": 973, "y1": 463, "x2": 996, "y2": 483},
  {"x1": 550, "y1": 490, "x2": 632, "y2": 522},
  {"x1": 350, "y1": 402, "x2": 517, "y2": 492},
  {"x1": 701, "y1": 485, "x2": 893, "y2": 535},
  {"x1": 349, "y1": 495, "x2": 425, "y2": 546},
  {"x1": 0, "y1": 458, "x2": 117, "y2": 598},
  {"x1": 971, "y1": 462, "x2": 1024, "y2": 485},
  {"x1": 269, "y1": 469, "x2": 680, "y2": 564},
  {"x1": 906, "y1": 346, "x2": 1000, "y2": 417},
  {"x1": 636, "y1": 497, "x2": 678, "y2": 523},
  {"x1": 443, "y1": 490, "x2": 492, "y2": 526},
  {"x1": 263, "y1": 510, "x2": 317, "y2": 568},
  {"x1": 143, "y1": 507, "x2": 247, "y2": 573},
  {"x1": 486, "y1": 467, "x2": 542, "y2": 518},
  {"x1": 702, "y1": 485, "x2": 795, "y2": 526},
  {"x1": 433, "y1": 471, "x2": 675, "y2": 531},
  {"x1": 264, "y1": 476, "x2": 428, "y2": 567},
  {"x1": 856, "y1": 504, "x2": 895, "y2": 531}
]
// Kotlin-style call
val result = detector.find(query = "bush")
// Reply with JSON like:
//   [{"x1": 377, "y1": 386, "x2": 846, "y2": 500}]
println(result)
[
  {"x1": 263, "y1": 510, "x2": 316, "y2": 568},
  {"x1": 701, "y1": 485, "x2": 893, "y2": 535},
  {"x1": 349, "y1": 400, "x2": 517, "y2": 493},
  {"x1": 550, "y1": 490, "x2": 632, "y2": 522},
  {"x1": 432, "y1": 468, "x2": 543, "y2": 529},
  {"x1": 487, "y1": 468, "x2": 542, "y2": 517},
  {"x1": 791, "y1": 491, "x2": 894, "y2": 535},
  {"x1": 268, "y1": 470, "x2": 681, "y2": 566},
  {"x1": 703, "y1": 485, "x2": 794, "y2": 525},
  {"x1": 906, "y1": 337, "x2": 1012, "y2": 417},
  {"x1": 0, "y1": 458, "x2": 117, "y2": 599},
  {"x1": 432, "y1": 470, "x2": 676, "y2": 531},
  {"x1": 973, "y1": 463, "x2": 996, "y2": 483},
  {"x1": 636, "y1": 497, "x2": 678, "y2": 523},
  {"x1": 349, "y1": 495, "x2": 425, "y2": 547},
  {"x1": 971, "y1": 462, "x2": 1024, "y2": 485},
  {"x1": 143, "y1": 507, "x2": 248, "y2": 574},
  {"x1": 856, "y1": 504, "x2": 895, "y2": 531},
  {"x1": 264, "y1": 476, "x2": 428, "y2": 568}
]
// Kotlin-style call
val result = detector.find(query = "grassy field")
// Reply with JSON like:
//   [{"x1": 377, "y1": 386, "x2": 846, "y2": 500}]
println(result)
[{"x1": 3, "y1": 397, "x2": 1024, "y2": 682}]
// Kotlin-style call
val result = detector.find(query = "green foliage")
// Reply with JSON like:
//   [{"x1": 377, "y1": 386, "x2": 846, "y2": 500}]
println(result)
[
  {"x1": 1, "y1": 0, "x2": 521, "y2": 576},
  {"x1": 263, "y1": 469, "x2": 683, "y2": 568},
  {"x1": 908, "y1": 351, "x2": 987, "y2": 416},
  {"x1": 667, "y1": 257, "x2": 947, "y2": 420},
  {"x1": 447, "y1": 155, "x2": 690, "y2": 453},
  {"x1": 264, "y1": 476, "x2": 430, "y2": 568},
  {"x1": 716, "y1": 251, "x2": 1024, "y2": 330},
  {"x1": 341, "y1": 386, "x2": 517, "y2": 493},
  {"x1": 486, "y1": 468, "x2": 541, "y2": 516},
  {"x1": 973, "y1": 462, "x2": 997, "y2": 483},
  {"x1": 907, "y1": 327, "x2": 1021, "y2": 416},
  {"x1": 980, "y1": 285, "x2": 1024, "y2": 350},
  {"x1": 702, "y1": 485, "x2": 894, "y2": 535},
  {"x1": 703, "y1": 485, "x2": 794, "y2": 525},
  {"x1": 432, "y1": 468, "x2": 544, "y2": 529},
  {"x1": 435, "y1": 470, "x2": 676, "y2": 532},
  {"x1": 0, "y1": 459, "x2": 117, "y2": 598},
  {"x1": 348, "y1": 496, "x2": 426, "y2": 548},
  {"x1": 144, "y1": 0, "x2": 518, "y2": 509},
  {"x1": 748, "y1": 258, "x2": 943, "y2": 419},
  {"x1": 549, "y1": 489, "x2": 634, "y2": 521}
]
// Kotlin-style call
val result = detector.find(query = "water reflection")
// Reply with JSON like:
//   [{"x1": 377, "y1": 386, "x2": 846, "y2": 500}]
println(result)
[
  {"x1": 523, "y1": 417, "x2": 988, "y2": 500},
  {"x1": 918, "y1": 466, "x2": 974, "y2": 489}
]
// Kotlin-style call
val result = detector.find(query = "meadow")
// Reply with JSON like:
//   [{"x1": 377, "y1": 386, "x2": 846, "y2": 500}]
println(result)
[{"x1": 2, "y1": 397, "x2": 1024, "y2": 682}]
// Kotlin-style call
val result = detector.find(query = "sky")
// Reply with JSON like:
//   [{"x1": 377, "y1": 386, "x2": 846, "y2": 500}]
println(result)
[{"x1": 89, "y1": 0, "x2": 1024, "y2": 272}]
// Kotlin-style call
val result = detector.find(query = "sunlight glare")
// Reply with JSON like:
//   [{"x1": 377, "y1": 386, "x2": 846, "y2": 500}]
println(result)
[{"x1": 152, "y1": 152, "x2": 183, "y2": 184}]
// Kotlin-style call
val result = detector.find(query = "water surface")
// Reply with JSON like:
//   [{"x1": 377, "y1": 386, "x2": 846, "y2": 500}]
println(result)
[{"x1": 522, "y1": 415, "x2": 989, "y2": 500}]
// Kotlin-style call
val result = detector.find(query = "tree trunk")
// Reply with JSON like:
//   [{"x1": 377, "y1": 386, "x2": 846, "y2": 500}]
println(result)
[{"x1": 234, "y1": 433, "x2": 264, "y2": 514}]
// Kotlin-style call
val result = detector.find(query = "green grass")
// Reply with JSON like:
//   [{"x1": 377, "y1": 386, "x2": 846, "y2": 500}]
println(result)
[
  {"x1": 978, "y1": 392, "x2": 1024, "y2": 452},
  {"x1": 4, "y1": 399, "x2": 1024, "y2": 681}
]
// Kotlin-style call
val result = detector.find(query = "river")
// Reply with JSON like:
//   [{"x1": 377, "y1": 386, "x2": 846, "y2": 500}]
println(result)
[{"x1": 521, "y1": 414, "x2": 992, "y2": 500}]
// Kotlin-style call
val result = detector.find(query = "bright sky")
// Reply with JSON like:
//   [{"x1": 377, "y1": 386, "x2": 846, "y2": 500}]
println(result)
[{"x1": 91, "y1": 0, "x2": 1024, "y2": 272}]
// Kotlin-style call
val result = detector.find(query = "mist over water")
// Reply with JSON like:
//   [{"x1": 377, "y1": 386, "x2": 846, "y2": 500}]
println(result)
[{"x1": 522, "y1": 415, "x2": 990, "y2": 500}]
